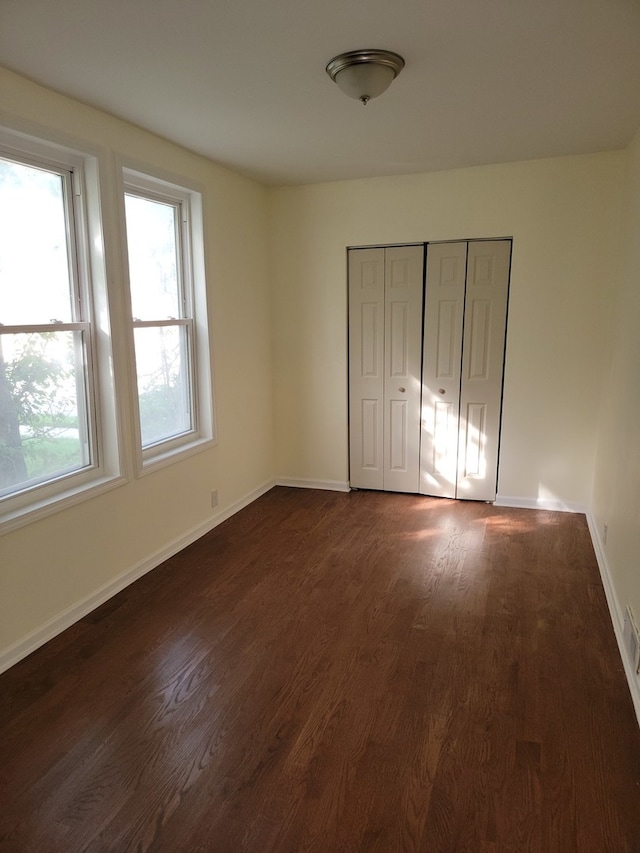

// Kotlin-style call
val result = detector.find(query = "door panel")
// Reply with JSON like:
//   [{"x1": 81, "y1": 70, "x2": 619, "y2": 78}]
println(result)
[
  {"x1": 383, "y1": 245, "x2": 424, "y2": 492},
  {"x1": 361, "y1": 398, "x2": 380, "y2": 471},
  {"x1": 466, "y1": 299, "x2": 491, "y2": 379},
  {"x1": 436, "y1": 300, "x2": 460, "y2": 378},
  {"x1": 360, "y1": 302, "x2": 380, "y2": 377},
  {"x1": 420, "y1": 242, "x2": 467, "y2": 498},
  {"x1": 389, "y1": 399, "x2": 408, "y2": 471},
  {"x1": 349, "y1": 245, "x2": 423, "y2": 492},
  {"x1": 460, "y1": 402, "x2": 487, "y2": 479},
  {"x1": 457, "y1": 240, "x2": 510, "y2": 500},
  {"x1": 349, "y1": 248, "x2": 385, "y2": 489}
]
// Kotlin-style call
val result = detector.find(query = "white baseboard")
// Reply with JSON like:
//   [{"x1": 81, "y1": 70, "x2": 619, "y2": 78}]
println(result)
[
  {"x1": 276, "y1": 477, "x2": 350, "y2": 493},
  {"x1": 495, "y1": 495, "x2": 587, "y2": 514},
  {"x1": 586, "y1": 510, "x2": 640, "y2": 727},
  {"x1": 0, "y1": 479, "x2": 276, "y2": 675}
]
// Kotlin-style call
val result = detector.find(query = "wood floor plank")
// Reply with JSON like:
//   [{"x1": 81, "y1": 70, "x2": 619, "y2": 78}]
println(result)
[{"x1": 1, "y1": 487, "x2": 640, "y2": 852}]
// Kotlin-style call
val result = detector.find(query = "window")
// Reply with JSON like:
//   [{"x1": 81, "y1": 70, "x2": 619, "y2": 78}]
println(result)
[
  {"x1": 122, "y1": 170, "x2": 214, "y2": 469},
  {"x1": 0, "y1": 132, "x2": 120, "y2": 529}
]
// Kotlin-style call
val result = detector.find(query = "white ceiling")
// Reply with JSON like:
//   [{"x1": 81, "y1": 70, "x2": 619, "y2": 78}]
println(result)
[{"x1": 1, "y1": 0, "x2": 640, "y2": 186}]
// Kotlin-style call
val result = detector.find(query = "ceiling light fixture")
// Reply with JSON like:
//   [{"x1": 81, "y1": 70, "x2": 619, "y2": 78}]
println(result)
[{"x1": 326, "y1": 49, "x2": 405, "y2": 105}]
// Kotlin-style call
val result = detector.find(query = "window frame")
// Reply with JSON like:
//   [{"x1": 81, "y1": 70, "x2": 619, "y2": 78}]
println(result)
[
  {"x1": 121, "y1": 166, "x2": 215, "y2": 474},
  {"x1": 0, "y1": 125, "x2": 123, "y2": 533}
]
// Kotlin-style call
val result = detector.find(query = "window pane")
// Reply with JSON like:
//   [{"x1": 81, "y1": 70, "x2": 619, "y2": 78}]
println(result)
[
  {"x1": 134, "y1": 325, "x2": 192, "y2": 447},
  {"x1": 0, "y1": 159, "x2": 74, "y2": 325},
  {"x1": 0, "y1": 331, "x2": 91, "y2": 496},
  {"x1": 125, "y1": 194, "x2": 181, "y2": 321}
]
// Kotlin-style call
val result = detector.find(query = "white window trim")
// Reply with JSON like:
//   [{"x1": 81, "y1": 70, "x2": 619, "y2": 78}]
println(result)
[
  {"x1": 120, "y1": 165, "x2": 216, "y2": 476},
  {"x1": 0, "y1": 124, "x2": 124, "y2": 534}
]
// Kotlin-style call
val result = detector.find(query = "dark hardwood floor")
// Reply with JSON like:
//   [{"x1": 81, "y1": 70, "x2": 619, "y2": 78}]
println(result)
[{"x1": 1, "y1": 487, "x2": 640, "y2": 852}]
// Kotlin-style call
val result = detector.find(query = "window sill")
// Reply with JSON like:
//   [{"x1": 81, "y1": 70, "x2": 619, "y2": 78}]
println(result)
[
  {"x1": 137, "y1": 434, "x2": 217, "y2": 478},
  {"x1": 0, "y1": 473, "x2": 127, "y2": 536}
]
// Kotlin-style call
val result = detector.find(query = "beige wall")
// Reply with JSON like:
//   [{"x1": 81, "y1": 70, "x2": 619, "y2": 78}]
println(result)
[
  {"x1": 592, "y1": 127, "x2": 640, "y2": 629},
  {"x1": 268, "y1": 154, "x2": 624, "y2": 505},
  {"x1": 0, "y1": 68, "x2": 275, "y2": 655}
]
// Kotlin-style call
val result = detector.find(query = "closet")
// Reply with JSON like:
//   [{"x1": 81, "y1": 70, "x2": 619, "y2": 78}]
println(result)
[{"x1": 348, "y1": 239, "x2": 511, "y2": 502}]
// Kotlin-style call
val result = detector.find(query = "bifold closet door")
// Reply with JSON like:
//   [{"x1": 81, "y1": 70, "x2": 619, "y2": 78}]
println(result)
[
  {"x1": 349, "y1": 245, "x2": 424, "y2": 492},
  {"x1": 420, "y1": 242, "x2": 466, "y2": 498},
  {"x1": 420, "y1": 240, "x2": 510, "y2": 501}
]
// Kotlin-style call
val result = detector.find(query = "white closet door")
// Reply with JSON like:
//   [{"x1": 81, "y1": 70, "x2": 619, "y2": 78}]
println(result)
[
  {"x1": 420, "y1": 242, "x2": 467, "y2": 498},
  {"x1": 457, "y1": 240, "x2": 510, "y2": 501},
  {"x1": 348, "y1": 248, "x2": 385, "y2": 490},
  {"x1": 383, "y1": 245, "x2": 424, "y2": 493},
  {"x1": 349, "y1": 245, "x2": 424, "y2": 492},
  {"x1": 420, "y1": 239, "x2": 510, "y2": 502}
]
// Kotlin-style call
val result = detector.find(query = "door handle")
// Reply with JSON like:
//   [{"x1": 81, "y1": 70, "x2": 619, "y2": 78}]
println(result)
[
  {"x1": 439, "y1": 388, "x2": 446, "y2": 395},
  {"x1": 399, "y1": 387, "x2": 406, "y2": 393}
]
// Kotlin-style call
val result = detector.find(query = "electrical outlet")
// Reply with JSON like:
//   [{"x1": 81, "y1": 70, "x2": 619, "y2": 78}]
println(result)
[
  {"x1": 603, "y1": 523, "x2": 608, "y2": 545},
  {"x1": 210, "y1": 489, "x2": 218, "y2": 508}
]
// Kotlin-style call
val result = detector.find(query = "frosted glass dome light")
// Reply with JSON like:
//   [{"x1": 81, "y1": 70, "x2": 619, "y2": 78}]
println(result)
[{"x1": 326, "y1": 50, "x2": 405, "y2": 105}]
